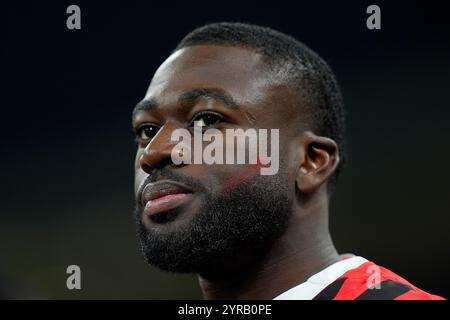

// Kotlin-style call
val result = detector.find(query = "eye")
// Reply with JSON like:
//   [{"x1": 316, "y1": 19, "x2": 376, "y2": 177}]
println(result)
[
  {"x1": 135, "y1": 124, "x2": 160, "y2": 143},
  {"x1": 190, "y1": 112, "x2": 224, "y2": 128}
]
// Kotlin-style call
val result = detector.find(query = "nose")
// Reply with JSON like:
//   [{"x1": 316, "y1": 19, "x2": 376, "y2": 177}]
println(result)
[{"x1": 139, "y1": 121, "x2": 183, "y2": 173}]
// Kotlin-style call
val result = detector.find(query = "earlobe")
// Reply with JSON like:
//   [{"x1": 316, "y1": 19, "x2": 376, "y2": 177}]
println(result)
[{"x1": 295, "y1": 132, "x2": 339, "y2": 194}]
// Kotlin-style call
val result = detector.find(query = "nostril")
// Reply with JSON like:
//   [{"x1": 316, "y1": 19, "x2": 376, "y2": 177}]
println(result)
[
  {"x1": 141, "y1": 155, "x2": 176, "y2": 172},
  {"x1": 140, "y1": 161, "x2": 155, "y2": 174},
  {"x1": 161, "y1": 157, "x2": 178, "y2": 169}
]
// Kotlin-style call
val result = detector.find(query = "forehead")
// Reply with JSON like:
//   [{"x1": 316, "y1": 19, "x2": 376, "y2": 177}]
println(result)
[{"x1": 145, "y1": 45, "x2": 270, "y2": 105}]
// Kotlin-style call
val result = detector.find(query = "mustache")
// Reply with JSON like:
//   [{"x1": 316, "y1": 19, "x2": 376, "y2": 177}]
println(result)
[{"x1": 136, "y1": 168, "x2": 206, "y2": 205}]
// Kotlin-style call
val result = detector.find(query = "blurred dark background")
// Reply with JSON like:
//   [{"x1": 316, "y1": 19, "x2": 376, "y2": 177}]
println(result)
[{"x1": 2, "y1": 1, "x2": 449, "y2": 299}]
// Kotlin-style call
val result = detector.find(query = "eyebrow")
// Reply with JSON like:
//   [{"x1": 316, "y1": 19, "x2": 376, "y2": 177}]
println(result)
[{"x1": 132, "y1": 88, "x2": 239, "y2": 118}]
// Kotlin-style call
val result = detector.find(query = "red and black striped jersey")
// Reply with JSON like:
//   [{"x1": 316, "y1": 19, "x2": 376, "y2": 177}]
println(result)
[{"x1": 274, "y1": 256, "x2": 445, "y2": 300}]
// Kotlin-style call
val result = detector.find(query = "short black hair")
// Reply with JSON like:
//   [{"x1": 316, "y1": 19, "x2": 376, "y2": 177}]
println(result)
[{"x1": 175, "y1": 22, "x2": 346, "y2": 191}]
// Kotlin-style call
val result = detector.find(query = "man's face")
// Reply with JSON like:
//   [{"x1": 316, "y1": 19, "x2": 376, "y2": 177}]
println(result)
[{"x1": 132, "y1": 45, "x2": 301, "y2": 275}]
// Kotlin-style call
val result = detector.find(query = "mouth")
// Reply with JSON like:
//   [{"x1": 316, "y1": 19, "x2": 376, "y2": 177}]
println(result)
[{"x1": 141, "y1": 180, "x2": 194, "y2": 217}]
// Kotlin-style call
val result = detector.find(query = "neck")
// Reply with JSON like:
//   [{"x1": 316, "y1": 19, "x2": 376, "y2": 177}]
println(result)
[{"x1": 198, "y1": 194, "x2": 339, "y2": 300}]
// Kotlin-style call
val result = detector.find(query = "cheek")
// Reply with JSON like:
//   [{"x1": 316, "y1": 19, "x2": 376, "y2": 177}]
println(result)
[
  {"x1": 182, "y1": 163, "x2": 258, "y2": 195},
  {"x1": 220, "y1": 158, "x2": 267, "y2": 194},
  {"x1": 134, "y1": 150, "x2": 146, "y2": 194},
  {"x1": 134, "y1": 148, "x2": 143, "y2": 169},
  {"x1": 135, "y1": 170, "x2": 147, "y2": 195}
]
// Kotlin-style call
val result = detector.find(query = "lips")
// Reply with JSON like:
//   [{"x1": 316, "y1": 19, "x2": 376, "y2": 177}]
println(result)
[{"x1": 141, "y1": 180, "x2": 193, "y2": 217}]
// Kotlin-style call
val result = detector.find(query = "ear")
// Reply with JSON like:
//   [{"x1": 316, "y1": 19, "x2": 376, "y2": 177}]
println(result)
[{"x1": 295, "y1": 131, "x2": 340, "y2": 194}]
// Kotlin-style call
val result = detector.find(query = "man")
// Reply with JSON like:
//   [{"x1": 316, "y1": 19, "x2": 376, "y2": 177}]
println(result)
[{"x1": 132, "y1": 22, "x2": 444, "y2": 300}]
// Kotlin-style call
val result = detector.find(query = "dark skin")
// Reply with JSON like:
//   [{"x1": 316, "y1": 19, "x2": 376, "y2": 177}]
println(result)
[{"x1": 132, "y1": 45, "x2": 341, "y2": 299}]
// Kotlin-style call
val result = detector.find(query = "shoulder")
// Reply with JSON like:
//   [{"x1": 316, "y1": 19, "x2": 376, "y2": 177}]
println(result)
[{"x1": 313, "y1": 260, "x2": 446, "y2": 300}]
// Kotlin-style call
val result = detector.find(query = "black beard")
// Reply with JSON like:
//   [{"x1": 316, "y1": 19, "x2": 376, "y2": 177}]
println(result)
[{"x1": 135, "y1": 169, "x2": 292, "y2": 280}]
